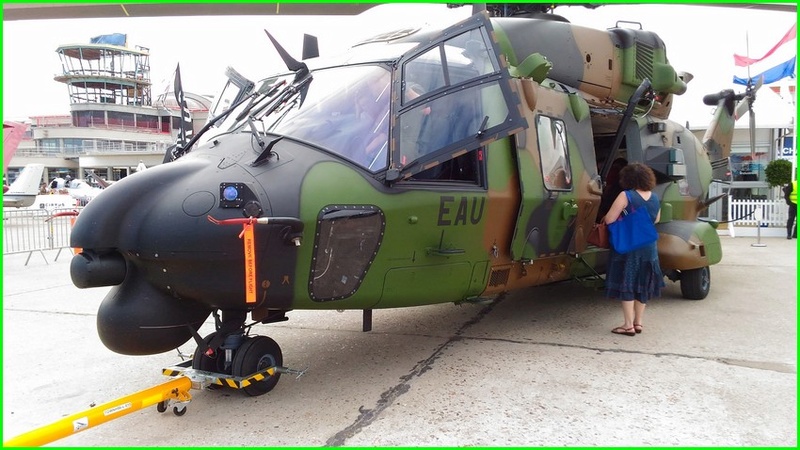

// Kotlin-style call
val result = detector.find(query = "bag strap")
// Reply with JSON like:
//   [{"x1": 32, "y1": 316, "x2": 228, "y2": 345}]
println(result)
[{"x1": 622, "y1": 190, "x2": 633, "y2": 216}]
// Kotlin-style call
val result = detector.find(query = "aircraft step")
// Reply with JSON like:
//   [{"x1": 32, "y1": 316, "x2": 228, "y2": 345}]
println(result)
[{"x1": 574, "y1": 274, "x2": 606, "y2": 290}]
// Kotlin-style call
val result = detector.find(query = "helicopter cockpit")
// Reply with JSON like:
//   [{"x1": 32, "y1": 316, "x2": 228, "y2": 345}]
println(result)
[{"x1": 198, "y1": 13, "x2": 524, "y2": 182}]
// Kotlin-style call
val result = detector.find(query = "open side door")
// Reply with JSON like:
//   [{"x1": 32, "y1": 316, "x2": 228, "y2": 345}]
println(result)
[
  {"x1": 509, "y1": 85, "x2": 596, "y2": 261},
  {"x1": 385, "y1": 12, "x2": 526, "y2": 183}
]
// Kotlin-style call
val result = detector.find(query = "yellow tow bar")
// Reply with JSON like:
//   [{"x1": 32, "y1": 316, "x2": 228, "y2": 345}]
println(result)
[
  {"x1": 4, "y1": 377, "x2": 192, "y2": 447},
  {"x1": 4, "y1": 362, "x2": 305, "y2": 447}
]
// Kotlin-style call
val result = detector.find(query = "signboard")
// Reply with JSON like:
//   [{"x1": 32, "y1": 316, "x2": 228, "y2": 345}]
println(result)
[{"x1": 777, "y1": 136, "x2": 794, "y2": 159}]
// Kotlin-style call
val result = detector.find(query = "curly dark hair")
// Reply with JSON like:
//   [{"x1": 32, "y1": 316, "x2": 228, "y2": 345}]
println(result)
[{"x1": 618, "y1": 162, "x2": 656, "y2": 191}]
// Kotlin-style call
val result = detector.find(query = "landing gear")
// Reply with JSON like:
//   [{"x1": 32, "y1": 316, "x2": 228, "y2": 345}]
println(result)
[
  {"x1": 680, "y1": 266, "x2": 711, "y2": 300},
  {"x1": 190, "y1": 330, "x2": 283, "y2": 397},
  {"x1": 232, "y1": 336, "x2": 283, "y2": 396},
  {"x1": 162, "y1": 310, "x2": 295, "y2": 399},
  {"x1": 192, "y1": 332, "x2": 225, "y2": 372}
]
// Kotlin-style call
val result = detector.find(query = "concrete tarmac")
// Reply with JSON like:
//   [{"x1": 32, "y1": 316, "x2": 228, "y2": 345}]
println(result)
[{"x1": 2, "y1": 236, "x2": 797, "y2": 446}]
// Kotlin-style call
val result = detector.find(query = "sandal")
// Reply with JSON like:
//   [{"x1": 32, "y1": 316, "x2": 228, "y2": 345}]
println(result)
[
  {"x1": 633, "y1": 324, "x2": 643, "y2": 334},
  {"x1": 611, "y1": 326, "x2": 636, "y2": 336}
]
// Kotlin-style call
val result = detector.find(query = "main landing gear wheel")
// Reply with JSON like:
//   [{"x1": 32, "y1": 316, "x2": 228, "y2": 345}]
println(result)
[
  {"x1": 232, "y1": 335, "x2": 282, "y2": 396},
  {"x1": 680, "y1": 266, "x2": 711, "y2": 300}
]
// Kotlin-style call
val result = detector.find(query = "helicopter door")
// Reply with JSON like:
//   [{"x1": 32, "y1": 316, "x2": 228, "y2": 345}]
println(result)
[
  {"x1": 387, "y1": 12, "x2": 526, "y2": 182},
  {"x1": 510, "y1": 112, "x2": 580, "y2": 260}
]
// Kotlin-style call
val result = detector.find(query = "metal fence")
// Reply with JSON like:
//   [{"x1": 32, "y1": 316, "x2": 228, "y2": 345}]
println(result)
[{"x1": 2, "y1": 207, "x2": 83, "y2": 265}]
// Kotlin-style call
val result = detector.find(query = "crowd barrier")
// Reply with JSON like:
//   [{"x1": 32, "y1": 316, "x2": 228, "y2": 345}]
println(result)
[{"x1": 2, "y1": 207, "x2": 83, "y2": 265}]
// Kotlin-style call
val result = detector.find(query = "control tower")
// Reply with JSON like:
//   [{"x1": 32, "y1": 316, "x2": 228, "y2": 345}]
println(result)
[
  {"x1": 8, "y1": 33, "x2": 212, "y2": 188},
  {"x1": 54, "y1": 33, "x2": 153, "y2": 107}
]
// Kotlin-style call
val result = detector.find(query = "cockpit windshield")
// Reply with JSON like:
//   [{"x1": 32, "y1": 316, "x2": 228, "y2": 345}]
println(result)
[{"x1": 266, "y1": 65, "x2": 391, "y2": 171}]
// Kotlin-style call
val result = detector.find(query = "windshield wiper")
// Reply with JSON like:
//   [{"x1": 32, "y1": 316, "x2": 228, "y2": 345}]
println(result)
[
  {"x1": 234, "y1": 80, "x2": 286, "y2": 122},
  {"x1": 163, "y1": 80, "x2": 284, "y2": 163},
  {"x1": 253, "y1": 75, "x2": 313, "y2": 121}
]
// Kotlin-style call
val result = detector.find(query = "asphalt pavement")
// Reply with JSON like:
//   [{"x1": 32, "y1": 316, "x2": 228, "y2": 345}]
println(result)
[{"x1": 2, "y1": 236, "x2": 797, "y2": 446}]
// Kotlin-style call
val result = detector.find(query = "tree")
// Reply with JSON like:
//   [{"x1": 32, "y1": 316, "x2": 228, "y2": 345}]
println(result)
[{"x1": 764, "y1": 159, "x2": 792, "y2": 187}]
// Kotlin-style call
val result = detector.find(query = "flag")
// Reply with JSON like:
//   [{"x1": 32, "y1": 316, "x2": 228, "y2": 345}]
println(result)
[
  {"x1": 164, "y1": 64, "x2": 194, "y2": 163},
  {"x1": 89, "y1": 33, "x2": 127, "y2": 46},
  {"x1": 174, "y1": 63, "x2": 193, "y2": 148},
  {"x1": 733, "y1": 23, "x2": 797, "y2": 86},
  {"x1": 734, "y1": 23, "x2": 796, "y2": 67},
  {"x1": 733, "y1": 57, "x2": 796, "y2": 86}
]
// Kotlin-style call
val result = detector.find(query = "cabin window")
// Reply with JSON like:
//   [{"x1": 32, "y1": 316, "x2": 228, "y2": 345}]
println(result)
[
  {"x1": 536, "y1": 115, "x2": 572, "y2": 191},
  {"x1": 398, "y1": 28, "x2": 499, "y2": 165},
  {"x1": 398, "y1": 82, "x2": 505, "y2": 165},
  {"x1": 392, "y1": 13, "x2": 524, "y2": 182},
  {"x1": 309, "y1": 205, "x2": 385, "y2": 302},
  {"x1": 401, "y1": 28, "x2": 498, "y2": 106}
]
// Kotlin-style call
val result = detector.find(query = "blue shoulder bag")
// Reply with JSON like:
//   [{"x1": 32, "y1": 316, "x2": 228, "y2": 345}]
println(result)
[{"x1": 608, "y1": 190, "x2": 658, "y2": 254}]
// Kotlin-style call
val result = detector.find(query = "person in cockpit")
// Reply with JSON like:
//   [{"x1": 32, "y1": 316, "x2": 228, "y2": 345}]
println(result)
[{"x1": 351, "y1": 71, "x2": 390, "y2": 169}]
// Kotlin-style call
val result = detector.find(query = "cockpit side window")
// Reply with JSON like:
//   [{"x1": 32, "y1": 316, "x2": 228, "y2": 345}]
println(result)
[{"x1": 391, "y1": 13, "x2": 525, "y2": 182}]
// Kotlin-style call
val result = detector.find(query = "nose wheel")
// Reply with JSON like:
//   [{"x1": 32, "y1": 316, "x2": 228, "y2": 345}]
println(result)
[
  {"x1": 189, "y1": 331, "x2": 284, "y2": 396},
  {"x1": 232, "y1": 335, "x2": 283, "y2": 396}
]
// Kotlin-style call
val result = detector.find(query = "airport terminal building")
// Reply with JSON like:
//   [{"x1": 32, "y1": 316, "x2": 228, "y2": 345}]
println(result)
[{"x1": 6, "y1": 33, "x2": 211, "y2": 187}]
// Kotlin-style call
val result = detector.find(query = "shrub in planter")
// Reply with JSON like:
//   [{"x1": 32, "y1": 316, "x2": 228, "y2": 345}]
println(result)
[{"x1": 764, "y1": 159, "x2": 792, "y2": 187}]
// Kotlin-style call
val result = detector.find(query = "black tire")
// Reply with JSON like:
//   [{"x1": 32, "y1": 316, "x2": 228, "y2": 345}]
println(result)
[
  {"x1": 156, "y1": 401, "x2": 168, "y2": 413},
  {"x1": 173, "y1": 405, "x2": 187, "y2": 416},
  {"x1": 192, "y1": 332, "x2": 226, "y2": 389},
  {"x1": 232, "y1": 336, "x2": 282, "y2": 396},
  {"x1": 680, "y1": 266, "x2": 711, "y2": 300}
]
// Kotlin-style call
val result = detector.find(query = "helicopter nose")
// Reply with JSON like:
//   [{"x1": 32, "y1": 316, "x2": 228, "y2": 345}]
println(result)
[
  {"x1": 70, "y1": 157, "x2": 215, "y2": 252},
  {"x1": 67, "y1": 157, "x2": 233, "y2": 355}
]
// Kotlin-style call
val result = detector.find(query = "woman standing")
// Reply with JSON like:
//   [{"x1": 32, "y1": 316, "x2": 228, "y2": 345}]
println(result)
[{"x1": 603, "y1": 163, "x2": 664, "y2": 336}]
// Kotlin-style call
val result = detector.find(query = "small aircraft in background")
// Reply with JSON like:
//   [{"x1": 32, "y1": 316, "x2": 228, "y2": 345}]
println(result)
[
  {"x1": 3, "y1": 163, "x2": 45, "y2": 208},
  {"x1": 86, "y1": 170, "x2": 115, "y2": 189},
  {"x1": 48, "y1": 175, "x2": 104, "y2": 205},
  {"x1": 86, "y1": 162, "x2": 146, "y2": 189}
]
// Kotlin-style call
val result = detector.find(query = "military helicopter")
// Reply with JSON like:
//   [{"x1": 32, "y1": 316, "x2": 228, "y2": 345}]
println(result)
[{"x1": 68, "y1": 3, "x2": 756, "y2": 396}]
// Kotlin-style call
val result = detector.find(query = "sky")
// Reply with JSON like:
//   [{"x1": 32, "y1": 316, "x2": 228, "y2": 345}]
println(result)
[{"x1": 2, "y1": 3, "x2": 797, "y2": 129}]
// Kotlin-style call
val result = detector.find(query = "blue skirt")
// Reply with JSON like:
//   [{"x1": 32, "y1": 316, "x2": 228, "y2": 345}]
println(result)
[{"x1": 605, "y1": 242, "x2": 665, "y2": 302}]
